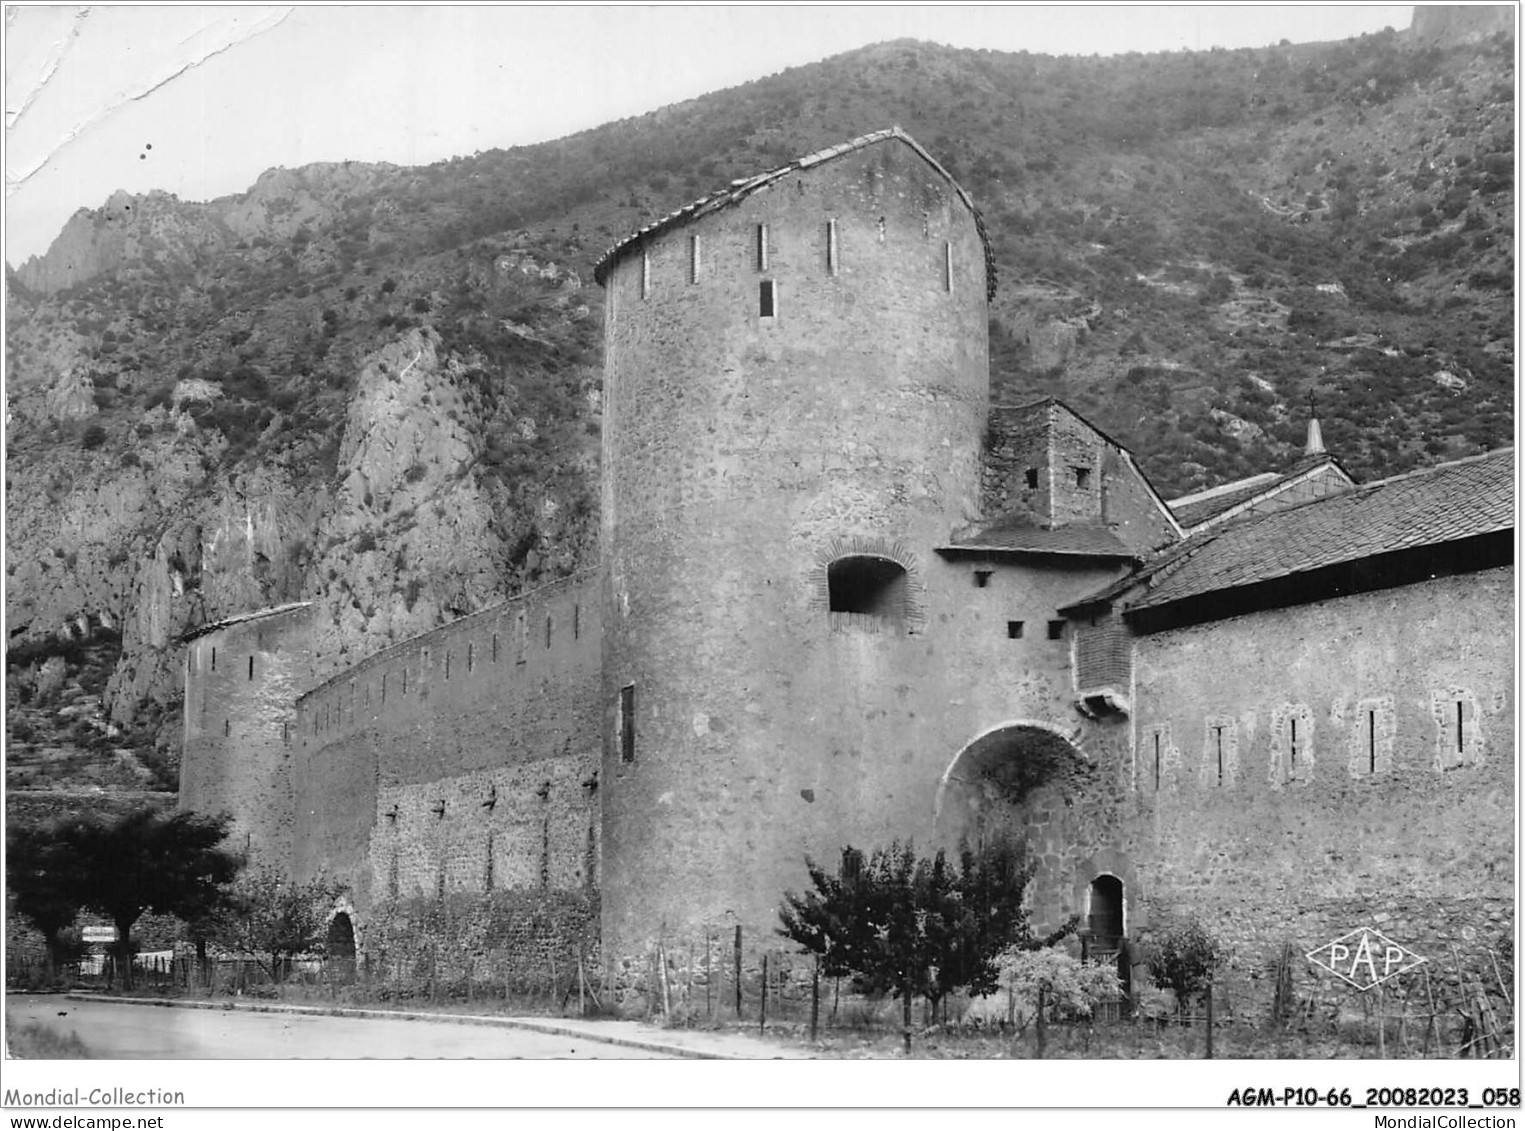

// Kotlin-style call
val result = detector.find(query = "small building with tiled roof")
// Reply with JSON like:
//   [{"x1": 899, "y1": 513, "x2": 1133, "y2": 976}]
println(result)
[{"x1": 1167, "y1": 418, "x2": 1356, "y2": 535}]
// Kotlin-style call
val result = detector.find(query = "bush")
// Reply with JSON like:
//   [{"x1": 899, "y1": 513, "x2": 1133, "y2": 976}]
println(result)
[
  {"x1": 80, "y1": 424, "x2": 107, "y2": 450},
  {"x1": 1145, "y1": 919, "x2": 1222, "y2": 1015},
  {"x1": 995, "y1": 946, "x2": 1122, "y2": 1024}
]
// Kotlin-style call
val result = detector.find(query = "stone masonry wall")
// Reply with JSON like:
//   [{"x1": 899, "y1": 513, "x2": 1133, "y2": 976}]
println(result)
[
  {"x1": 179, "y1": 604, "x2": 313, "y2": 870},
  {"x1": 290, "y1": 574, "x2": 601, "y2": 937},
  {"x1": 598, "y1": 136, "x2": 995, "y2": 964},
  {"x1": 1014, "y1": 566, "x2": 1514, "y2": 1018},
  {"x1": 981, "y1": 401, "x2": 1179, "y2": 555}
]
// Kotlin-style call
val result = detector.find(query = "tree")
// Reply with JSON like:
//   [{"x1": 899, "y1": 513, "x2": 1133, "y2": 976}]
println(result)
[
  {"x1": 6, "y1": 823, "x2": 87, "y2": 980},
  {"x1": 1146, "y1": 918, "x2": 1223, "y2": 1019},
  {"x1": 779, "y1": 836, "x2": 1074, "y2": 1052},
  {"x1": 212, "y1": 865, "x2": 344, "y2": 983},
  {"x1": 50, "y1": 809, "x2": 240, "y2": 988}
]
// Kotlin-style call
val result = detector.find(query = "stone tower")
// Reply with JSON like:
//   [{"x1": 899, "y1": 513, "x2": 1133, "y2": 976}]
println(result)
[
  {"x1": 179, "y1": 602, "x2": 312, "y2": 869},
  {"x1": 592, "y1": 129, "x2": 994, "y2": 959}
]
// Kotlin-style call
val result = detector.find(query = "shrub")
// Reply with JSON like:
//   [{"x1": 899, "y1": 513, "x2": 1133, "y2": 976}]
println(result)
[
  {"x1": 995, "y1": 946, "x2": 1123, "y2": 1025},
  {"x1": 1145, "y1": 919, "x2": 1222, "y2": 1015},
  {"x1": 80, "y1": 424, "x2": 107, "y2": 450}
]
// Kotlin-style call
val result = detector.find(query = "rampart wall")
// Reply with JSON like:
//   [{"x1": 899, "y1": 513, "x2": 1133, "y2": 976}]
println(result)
[
  {"x1": 290, "y1": 573, "x2": 602, "y2": 932},
  {"x1": 179, "y1": 603, "x2": 312, "y2": 870},
  {"x1": 1015, "y1": 566, "x2": 1514, "y2": 1014}
]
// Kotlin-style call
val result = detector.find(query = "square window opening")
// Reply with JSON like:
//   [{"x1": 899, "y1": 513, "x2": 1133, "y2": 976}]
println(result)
[
  {"x1": 1074, "y1": 466, "x2": 1091, "y2": 488},
  {"x1": 1047, "y1": 619, "x2": 1066, "y2": 641},
  {"x1": 1007, "y1": 620, "x2": 1024, "y2": 640},
  {"x1": 1024, "y1": 468, "x2": 1039, "y2": 490},
  {"x1": 974, "y1": 569, "x2": 993, "y2": 589}
]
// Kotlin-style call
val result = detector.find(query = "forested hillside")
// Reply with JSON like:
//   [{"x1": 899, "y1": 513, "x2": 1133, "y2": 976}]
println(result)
[{"x1": 5, "y1": 19, "x2": 1513, "y2": 787}]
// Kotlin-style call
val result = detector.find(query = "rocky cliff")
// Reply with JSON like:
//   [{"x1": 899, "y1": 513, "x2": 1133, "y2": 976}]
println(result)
[{"x1": 5, "y1": 25, "x2": 1512, "y2": 794}]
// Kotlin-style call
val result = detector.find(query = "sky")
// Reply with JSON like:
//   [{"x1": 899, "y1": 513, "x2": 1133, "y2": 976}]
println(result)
[{"x1": 4, "y1": 4, "x2": 1415, "y2": 266}]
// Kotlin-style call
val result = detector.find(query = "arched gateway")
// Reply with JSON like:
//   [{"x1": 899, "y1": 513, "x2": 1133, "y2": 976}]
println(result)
[
  {"x1": 326, "y1": 911, "x2": 357, "y2": 983},
  {"x1": 934, "y1": 720, "x2": 1090, "y2": 845}
]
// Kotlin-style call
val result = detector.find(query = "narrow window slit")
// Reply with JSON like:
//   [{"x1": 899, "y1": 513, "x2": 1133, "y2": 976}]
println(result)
[
  {"x1": 756, "y1": 224, "x2": 768, "y2": 271},
  {"x1": 620, "y1": 684, "x2": 637, "y2": 764},
  {"x1": 826, "y1": 218, "x2": 839, "y2": 275},
  {"x1": 759, "y1": 279, "x2": 776, "y2": 318}
]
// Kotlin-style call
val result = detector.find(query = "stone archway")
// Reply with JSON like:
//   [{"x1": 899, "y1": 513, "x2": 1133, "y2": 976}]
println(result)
[
  {"x1": 934, "y1": 720, "x2": 1090, "y2": 845},
  {"x1": 934, "y1": 721, "x2": 1093, "y2": 936}
]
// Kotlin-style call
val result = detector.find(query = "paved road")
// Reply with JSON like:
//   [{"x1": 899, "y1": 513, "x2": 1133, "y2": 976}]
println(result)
[{"x1": 7, "y1": 996, "x2": 675, "y2": 1059}]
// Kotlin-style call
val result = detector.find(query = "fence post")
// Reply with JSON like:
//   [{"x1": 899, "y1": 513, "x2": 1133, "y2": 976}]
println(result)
[
  {"x1": 704, "y1": 933, "x2": 712, "y2": 1021},
  {"x1": 734, "y1": 926, "x2": 743, "y2": 1019},
  {"x1": 1037, "y1": 985, "x2": 1047, "y2": 1059},
  {"x1": 1205, "y1": 985, "x2": 1214, "y2": 1059},
  {"x1": 760, "y1": 953, "x2": 768, "y2": 1031},
  {"x1": 810, "y1": 954, "x2": 820, "y2": 1042},
  {"x1": 1376, "y1": 980, "x2": 1385, "y2": 1058}
]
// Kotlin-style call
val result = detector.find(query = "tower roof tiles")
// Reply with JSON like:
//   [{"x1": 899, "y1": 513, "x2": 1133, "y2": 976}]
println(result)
[{"x1": 592, "y1": 127, "x2": 997, "y2": 298}]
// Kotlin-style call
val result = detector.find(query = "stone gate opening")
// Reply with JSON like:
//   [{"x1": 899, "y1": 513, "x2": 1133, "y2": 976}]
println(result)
[
  {"x1": 935, "y1": 721, "x2": 1089, "y2": 846},
  {"x1": 326, "y1": 911, "x2": 356, "y2": 983}
]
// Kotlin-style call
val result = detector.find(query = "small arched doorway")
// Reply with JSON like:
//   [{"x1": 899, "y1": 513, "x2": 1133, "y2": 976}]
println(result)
[
  {"x1": 1088, "y1": 874, "x2": 1124, "y2": 949},
  {"x1": 326, "y1": 911, "x2": 356, "y2": 983},
  {"x1": 1085, "y1": 874, "x2": 1131, "y2": 1016}
]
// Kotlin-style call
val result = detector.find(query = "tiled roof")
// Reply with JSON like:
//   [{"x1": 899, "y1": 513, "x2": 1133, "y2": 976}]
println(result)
[
  {"x1": 941, "y1": 517, "x2": 1137, "y2": 558},
  {"x1": 1080, "y1": 448, "x2": 1513, "y2": 612},
  {"x1": 592, "y1": 127, "x2": 997, "y2": 299},
  {"x1": 181, "y1": 601, "x2": 310, "y2": 643},
  {"x1": 1167, "y1": 473, "x2": 1283, "y2": 529},
  {"x1": 1167, "y1": 454, "x2": 1350, "y2": 530}
]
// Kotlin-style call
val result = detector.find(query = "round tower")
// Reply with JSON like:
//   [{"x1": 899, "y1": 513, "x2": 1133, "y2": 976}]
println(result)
[
  {"x1": 179, "y1": 602, "x2": 312, "y2": 869},
  {"x1": 594, "y1": 130, "x2": 992, "y2": 960}
]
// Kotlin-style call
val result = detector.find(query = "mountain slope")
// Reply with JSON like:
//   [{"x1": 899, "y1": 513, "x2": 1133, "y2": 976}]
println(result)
[{"x1": 5, "y1": 24, "x2": 1514, "y2": 786}]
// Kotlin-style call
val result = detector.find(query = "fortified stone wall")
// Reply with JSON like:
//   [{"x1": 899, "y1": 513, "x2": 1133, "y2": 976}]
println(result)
[
  {"x1": 179, "y1": 603, "x2": 313, "y2": 870},
  {"x1": 290, "y1": 574, "x2": 601, "y2": 931},
  {"x1": 1014, "y1": 566, "x2": 1514, "y2": 1016},
  {"x1": 598, "y1": 136, "x2": 997, "y2": 962}
]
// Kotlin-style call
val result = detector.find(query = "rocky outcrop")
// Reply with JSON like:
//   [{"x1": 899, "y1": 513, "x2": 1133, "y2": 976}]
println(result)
[
  {"x1": 1410, "y1": 5, "x2": 1513, "y2": 48},
  {"x1": 14, "y1": 190, "x2": 230, "y2": 295},
  {"x1": 308, "y1": 328, "x2": 515, "y2": 676}
]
